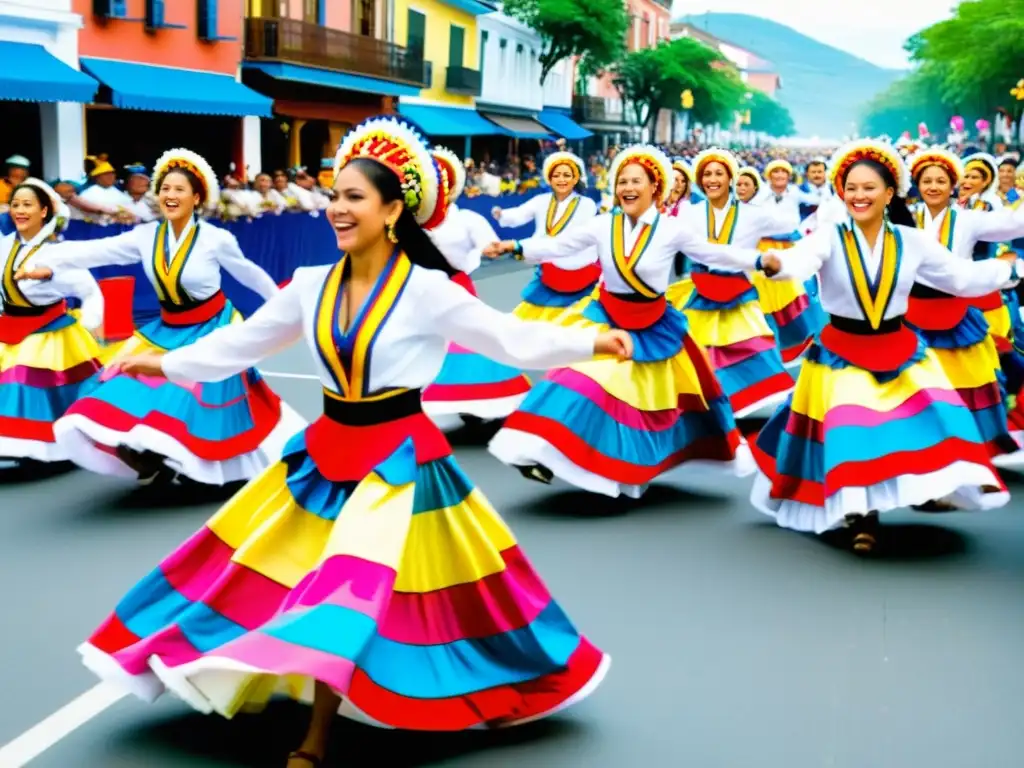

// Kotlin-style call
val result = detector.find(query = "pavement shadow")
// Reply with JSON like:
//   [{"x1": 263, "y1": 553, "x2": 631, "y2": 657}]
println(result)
[
  {"x1": 518, "y1": 483, "x2": 729, "y2": 519},
  {"x1": 815, "y1": 522, "x2": 969, "y2": 561},
  {"x1": 105, "y1": 479, "x2": 246, "y2": 512},
  {"x1": 118, "y1": 700, "x2": 586, "y2": 767},
  {"x1": 0, "y1": 460, "x2": 77, "y2": 484},
  {"x1": 442, "y1": 417, "x2": 504, "y2": 447}
]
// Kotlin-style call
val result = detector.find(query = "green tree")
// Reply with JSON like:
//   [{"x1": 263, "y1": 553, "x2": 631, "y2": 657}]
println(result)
[
  {"x1": 611, "y1": 37, "x2": 743, "y2": 136},
  {"x1": 859, "y1": 65, "x2": 952, "y2": 138},
  {"x1": 745, "y1": 90, "x2": 796, "y2": 137},
  {"x1": 502, "y1": 0, "x2": 629, "y2": 86}
]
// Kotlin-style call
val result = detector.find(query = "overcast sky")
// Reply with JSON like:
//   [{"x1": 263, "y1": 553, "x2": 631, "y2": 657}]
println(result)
[{"x1": 673, "y1": 0, "x2": 957, "y2": 69}]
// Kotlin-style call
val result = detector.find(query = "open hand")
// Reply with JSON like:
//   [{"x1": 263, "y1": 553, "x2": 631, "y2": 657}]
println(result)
[
  {"x1": 759, "y1": 251, "x2": 782, "y2": 277},
  {"x1": 482, "y1": 242, "x2": 504, "y2": 259},
  {"x1": 119, "y1": 352, "x2": 166, "y2": 378},
  {"x1": 594, "y1": 329, "x2": 634, "y2": 360},
  {"x1": 491, "y1": 206, "x2": 502, "y2": 220},
  {"x1": 14, "y1": 266, "x2": 53, "y2": 281},
  {"x1": 997, "y1": 251, "x2": 1018, "y2": 266}
]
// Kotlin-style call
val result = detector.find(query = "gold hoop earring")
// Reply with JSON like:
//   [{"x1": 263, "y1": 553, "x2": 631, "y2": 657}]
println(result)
[{"x1": 385, "y1": 221, "x2": 398, "y2": 244}]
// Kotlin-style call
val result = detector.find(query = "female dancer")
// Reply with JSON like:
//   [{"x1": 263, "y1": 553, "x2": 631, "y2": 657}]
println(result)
[
  {"x1": 735, "y1": 166, "x2": 761, "y2": 204},
  {"x1": 663, "y1": 159, "x2": 697, "y2": 216},
  {"x1": 76, "y1": 116, "x2": 626, "y2": 768},
  {"x1": 0, "y1": 179, "x2": 106, "y2": 465},
  {"x1": 669, "y1": 148, "x2": 800, "y2": 416},
  {"x1": 17, "y1": 149, "x2": 301, "y2": 486},
  {"x1": 422, "y1": 146, "x2": 532, "y2": 423},
  {"x1": 486, "y1": 144, "x2": 760, "y2": 499},
  {"x1": 904, "y1": 147, "x2": 1024, "y2": 470},
  {"x1": 752, "y1": 140, "x2": 1019, "y2": 555},
  {"x1": 492, "y1": 151, "x2": 600, "y2": 325}
]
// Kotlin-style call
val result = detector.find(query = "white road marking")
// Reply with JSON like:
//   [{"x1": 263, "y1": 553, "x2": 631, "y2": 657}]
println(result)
[
  {"x1": 259, "y1": 370, "x2": 319, "y2": 381},
  {"x1": 0, "y1": 683, "x2": 127, "y2": 767}
]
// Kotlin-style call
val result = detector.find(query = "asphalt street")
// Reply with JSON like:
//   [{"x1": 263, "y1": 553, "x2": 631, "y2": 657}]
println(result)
[{"x1": 3, "y1": 264, "x2": 1024, "y2": 767}]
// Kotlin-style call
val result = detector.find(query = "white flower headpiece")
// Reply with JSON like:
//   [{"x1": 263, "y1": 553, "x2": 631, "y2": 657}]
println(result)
[
  {"x1": 829, "y1": 139, "x2": 910, "y2": 200},
  {"x1": 608, "y1": 144, "x2": 674, "y2": 206},
  {"x1": 431, "y1": 145, "x2": 466, "y2": 202},
  {"x1": 963, "y1": 152, "x2": 998, "y2": 193},
  {"x1": 693, "y1": 147, "x2": 740, "y2": 189},
  {"x1": 908, "y1": 146, "x2": 964, "y2": 187},
  {"x1": 17, "y1": 177, "x2": 71, "y2": 241},
  {"x1": 542, "y1": 151, "x2": 587, "y2": 188},
  {"x1": 152, "y1": 148, "x2": 220, "y2": 208}
]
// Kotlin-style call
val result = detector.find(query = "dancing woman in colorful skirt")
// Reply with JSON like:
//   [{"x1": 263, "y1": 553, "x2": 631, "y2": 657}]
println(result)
[
  {"x1": 668, "y1": 148, "x2": 801, "y2": 417},
  {"x1": 493, "y1": 151, "x2": 601, "y2": 324},
  {"x1": 903, "y1": 147, "x2": 1024, "y2": 473},
  {"x1": 422, "y1": 146, "x2": 532, "y2": 423},
  {"x1": 751, "y1": 140, "x2": 1020, "y2": 555},
  {"x1": 0, "y1": 179, "x2": 107, "y2": 465},
  {"x1": 75, "y1": 116, "x2": 628, "y2": 768},
  {"x1": 16, "y1": 149, "x2": 302, "y2": 486},
  {"x1": 486, "y1": 144, "x2": 761, "y2": 500}
]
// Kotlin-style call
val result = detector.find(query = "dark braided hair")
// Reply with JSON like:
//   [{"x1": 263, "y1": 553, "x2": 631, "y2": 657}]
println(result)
[{"x1": 842, "y1": 158, "x2": 915, "y2": 227}]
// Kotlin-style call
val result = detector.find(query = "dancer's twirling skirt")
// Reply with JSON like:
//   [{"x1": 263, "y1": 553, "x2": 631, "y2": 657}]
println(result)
[
  {"x1": 683, "y1": 270, "x2": 795, "y2": 417},
  {"x1": 53, "y1": 292, "x2": 297, "y2": 485},
  {"x1": 78, "y1": 389, "x2": 609, "y2": 729},
  {"x1": 512, "y1": 262, "x2": 602, "y2": 325},
  {"x1": 751, "y1": 239, "x2": 824, "y2": 363},
  {"x1": 489, "y1": 288, "x2": 751, "y2": 499},
  {"x1": 750, "y1": 316, "x2": 1008, "y2": 534},
  {"x1": 665, "y1": 277, "x2": 694, "y2": 312},
  {"x1": 423, "y1": 272, "x2": 532, "y2": 421},
  {"x1": 0, "y1": 300, "x2": 103, "y2": 462},
  {"x1": 970, "y1": 290, "x2": 1013, "y2": 355}
]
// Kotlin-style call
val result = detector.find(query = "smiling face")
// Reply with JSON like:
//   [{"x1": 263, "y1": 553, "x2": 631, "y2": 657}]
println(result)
[
  {"x1": 328, "y1": 163, "x2": 403, "y2": 253},
  {"x1": 615, "y1": 162, "x2": 656, "y2": 218},
  {"x1": 960, "y1": 166, "x2": 991, "y2": 198},
  {"x1": 843, "y1": 162, "x2": 893, "y2": 225},
  {"x1": 157, "y1": 170, "x2": 200, "y2": 225},
  {"x1": 700, "y1": 161, "x2": 731, "y2": 204},
  {"x1": 768, "y1": 168, "x2": 790, "y2": 192},
  {"x1": 917, "y1": 164, "x2": 954, "y2": 208},
  {"x1": 735, "y1": 174, "x2": 757, "y2": 203},
  {"x1": 807, "y1": 163, "x2": 827, "y2": 186},
  {"x1": 672, "y1": 169, "x2": 687, "y2": 199},
  {"x1": 998, "y1": 163, "x2": 1016, "y2": 192},
  {"x1": 548, "y1": 163, "x2": 577, "y2": 198},
  {"x1": 9, "y1": 187, "x2": 48, "y2": 238}
]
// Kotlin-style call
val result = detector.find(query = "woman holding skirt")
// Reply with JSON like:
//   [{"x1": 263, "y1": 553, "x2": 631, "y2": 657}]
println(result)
[
  {"x1": 77, "y1": 116, "x2": 626, "y2": 768},
  {"x1": 422, "y1": 146, "x2": 532, "y2": 423},
  {"x1": 0, "y1": 179, "x2": 106, "y2": 465},
  {"x1": 904, "y1": 147, "x2": 1024, "y2": 471},
  {"x1": 486, "y1": 144, "x2": 760, "y2": 499},
  {"x1": 752, "y1": 140, "x2": 1020, "y2": 555},
  {"x1": 493, "y1": 151, "x2": 600, "y2": 325},
  {"x1": 18, "y1": 149, "x2": 302, "y2": 486}
]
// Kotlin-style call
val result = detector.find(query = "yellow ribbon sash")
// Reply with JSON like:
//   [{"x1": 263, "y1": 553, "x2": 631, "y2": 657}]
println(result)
[
  {"x1": 706, "y1": 200, "x2": 739, "y2": 245},
  {"x1": 609, "y1": 212, "x2": 659, "y2": 298},
  {"x1": 915, "y1": 207, "x2": 956, "y2": 251},
  {"x1": 314, "y1": 250, "x2": 413, "y2": 401},
  {"x1": 2, "y1": 240, "x2": 44, "y2": 308},
  {"x1": 152, "y1": 220, "x2": 201, "y2": 306},
  {"x1": 545, "y1": 195, "x2": 581, "y2": 236},
  {"x1": 838, "y1": 222, "x2": 902, "y2": 330}
]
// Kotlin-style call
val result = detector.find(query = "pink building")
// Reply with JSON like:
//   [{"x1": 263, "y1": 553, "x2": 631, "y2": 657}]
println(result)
[{"x1": 670, "y1": 21, "x2": 783, "y2": 98}]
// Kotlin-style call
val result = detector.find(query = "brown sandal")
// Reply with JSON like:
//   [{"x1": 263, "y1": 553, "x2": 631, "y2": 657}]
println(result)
[
  {"x1": 852, "y1": 531, "x2": 876, "y2": 555},
  {"x1": 287, "y1": 751, "x2": 323, "y2": 767}
]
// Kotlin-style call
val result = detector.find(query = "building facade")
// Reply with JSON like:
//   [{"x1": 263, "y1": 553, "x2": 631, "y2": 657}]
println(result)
[
  {"x1": 0, "y1": 0, "x2": 96, "y2": 181},
  {"x1": 670, "y1": 21, "x2": 782, "y2": 97}
]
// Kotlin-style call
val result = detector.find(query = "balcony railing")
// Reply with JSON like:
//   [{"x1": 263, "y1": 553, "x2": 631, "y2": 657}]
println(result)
[
  {"x1": 445, "y1": 65, "x2": 482, "y2": 96},
  {"x1": 573, "y1": 96, "x2": 625, "y2": 124},
  {"x1": 244, "y1": 17, "x2": 429, "y2": 88}
]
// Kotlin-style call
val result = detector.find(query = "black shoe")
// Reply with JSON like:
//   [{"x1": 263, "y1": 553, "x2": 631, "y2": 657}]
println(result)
[{"x1": 515, "y1": 464, "x2": 553, "y2": 484}]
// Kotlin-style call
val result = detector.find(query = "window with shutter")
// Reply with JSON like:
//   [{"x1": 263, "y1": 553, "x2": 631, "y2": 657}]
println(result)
[
  {"x1": 407, "y1": 9, "x2": 426, "y2": 58},
  {"x1": 145, "y1": 0, "x2": 165, "y2": 29},
  {"x1": 448, "y1": 24, "x2": 464, "y2": 68},
  {"x1": 198, "y1": 0, "x2": 218, "y2": 40}
]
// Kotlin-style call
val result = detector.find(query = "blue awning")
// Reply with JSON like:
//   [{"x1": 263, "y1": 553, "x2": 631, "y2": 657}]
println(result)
[
  {"x1": 398, "y1": 103, "x2": 502, "y2": 136},
  {"x1": 539, "y1": 109, "x2": 593, "y2": 140},
  {"x1": 81, "y1": 58, "x2": 273, "y2": 117},
  {"x1": 243, "y1": 62, "x2": 421, "y2": 98},
  {"x1": 0, "y1": 42, "x2": 98, "y2": 104}
]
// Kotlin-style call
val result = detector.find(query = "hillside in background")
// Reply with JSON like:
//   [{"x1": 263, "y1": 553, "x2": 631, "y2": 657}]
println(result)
[{"x1": 680, "y1": 13, "x2": 900, "y2": 138}]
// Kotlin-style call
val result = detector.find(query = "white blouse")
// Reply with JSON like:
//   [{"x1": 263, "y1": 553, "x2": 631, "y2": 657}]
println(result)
[
  {"x1": 519, "y1": 205, "x2": 757, "y2": 297},
  {"x1": 679, "y1": 196, "x2": 800, "y2": 251},
  {"x1": 769, "y1": 221, "x2": 1019, "y2": 321},
  {"x1": 496, "y1": 192, "x2": 599, "y2": 270},
  {"x1": 35, "y1": 219, "x2": 279, "y2": 304},
  {"x1": 912, "y1": 203, "x2": 1024, "y2": 262},
  {"x1": 428, "y1": 204, "x2": 499, "y2": 275},
  {"x1": 161, "y1": 260, "x2": 599, "y2": 396},
  {"x1": 0, "y1": 232, "x2": 103, "y2": 330}
]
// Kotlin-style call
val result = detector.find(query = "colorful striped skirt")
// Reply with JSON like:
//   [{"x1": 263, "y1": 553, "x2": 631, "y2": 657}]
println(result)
[
  {"x1": 0, "y1": 312, "x2": 104, "y2": 462},
  {"x1": 53, "y1": 294, "x2": 301, "y2": 485},
  {"x1": 750, "y1": 321, "x2": 1008, "y2": 534},
  {"x1": 665, "y1": 277, "x2": 694, "y2": 312},
  {"x1": 78, "y1": 392, "x2": 608, "y2": 729},
  {"x1": 423, "y1": 272, "x2": 532, "y2": 422},
  {"x1": 683, "y1": 274, "x2": 795, "y2": 417},
  {"x1": 750, "y1": 241, "x2": 824, "y2": 364},
  {"x1": 489, "y1": 292, "x2": 751, "y2": 499},
  {"x1": 512, "y1": 263, "x2": 601, "y2": 326}
]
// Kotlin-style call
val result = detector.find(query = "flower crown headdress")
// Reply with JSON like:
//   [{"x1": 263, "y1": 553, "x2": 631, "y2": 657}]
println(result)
[
  {"x1": 431, "y1": 146, "x2": 465, "y2": 203},
  {"x1": 908, "y1": 146, "x2": 964, "y2": 187},
  {"x1": 542, "y1": 151, "x2": 586, "y2": 188},
  {"x1": 608, "y1": 144, "x2": 674, "y2": 205},
  {"x1": 828, "y1": 139, "x2": 910, "y2": 200},
  {"x1": 693, "y1": 147, "x2": 740, "y2": 189},
  {"x1": 151, "y1": 148, "x2": 220, "y2": 208}
]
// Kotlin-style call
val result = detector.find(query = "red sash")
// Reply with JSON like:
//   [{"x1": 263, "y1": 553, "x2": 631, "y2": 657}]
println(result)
[
  {"x1": 540, "y1": 262, "x2": 602, "y2": 293},
  {"x1": 0, "y1": 300, "x2": 68, "y2": 344},
  {"x1": 690, "y1": 271, "x2": 753, "y2": 303},
  {"x1": 160, "y1": 291, "x2": 226, "y2": 326},
  {"x1": 598, "y1": 285, "x2": 666, "y2": 330},
  {"x1": 905, "y1": 295, "x2": 969, "y2": 331},
  {"x1": 967, "y1": 291, "x2": 1004, "y2": 312},
  {"x1": 451, "y1": 272, "x2": 478, "y2": 296},
  {"x1": 819, "y1": 322, "x2": 919, "y2": 372}
]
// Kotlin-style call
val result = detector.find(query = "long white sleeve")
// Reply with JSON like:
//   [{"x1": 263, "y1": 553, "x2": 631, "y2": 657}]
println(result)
[
  {"x1": 963, "y1": 205, "x2": 1024, "y2": 244},
  {"x1": 460, "y1": 209, "x2": 499, "y2": 274},
  {"x1": 751, "y1": 197, "x2": 800, "y2": 235},
  {"x1": 162, "y1": 277, "x2": 304, "y2": 383},
  {"x1": 213, "y1": 229, "x2": 279, "y2": 300},
  {"x1": 666, "y1": 221, "x2": 759, "y2": 271},
  {"x1": 420, "y1": 271, "x2": 598, "y2": 369},
  {"x1": 914, "y1": 230, "x2": 1016, "y2": 297},
  {"x1": 37, "y1": 230, "x2": 142, "y2": 271},
  {"x1": 496, "y1": 196, "x2": 541, "y2": 229},
  {"x1": 53, "y1": 269, "x2": 104, "y2": 331},
  {"x1": 519, "y1": 221, "x2": 600, "y2": 264},
  {"x1": 772, "y1": 227, "x2": 832, "y2": 281}
]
